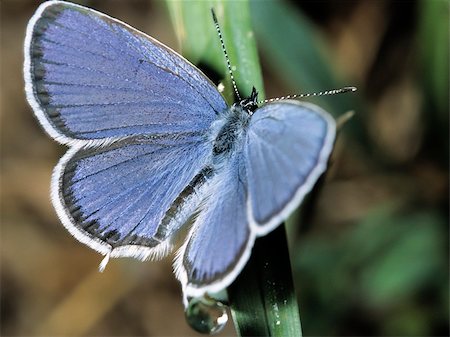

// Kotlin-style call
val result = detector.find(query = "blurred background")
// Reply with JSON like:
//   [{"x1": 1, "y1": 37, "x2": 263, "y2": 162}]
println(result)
[{"x1": 1, "y1": 0, "x2": 448, "y2": 336}]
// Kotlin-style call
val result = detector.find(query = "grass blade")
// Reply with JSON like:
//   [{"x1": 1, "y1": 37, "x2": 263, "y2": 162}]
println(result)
[{"x1": 228, "y1": 225, "x2": 302, "y2": 337}]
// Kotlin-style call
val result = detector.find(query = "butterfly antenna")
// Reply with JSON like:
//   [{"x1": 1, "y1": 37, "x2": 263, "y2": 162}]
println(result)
[
  {"x1": 211, "y1": 9, "x2": 241, "y2": 101},
  {"x1": 259, "y1": 86, "x2": 357, "y2": 104}
]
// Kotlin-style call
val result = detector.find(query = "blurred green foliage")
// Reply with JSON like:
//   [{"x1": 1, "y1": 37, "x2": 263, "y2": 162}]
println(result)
[
  {"x1": 294, "y1": 206, "x2": 447, "y2": 336},
  {"x1": 418, "y1": 0, "x2": 449, "y2": 159},
  {"x1": 418, "y1": 0, "x2": 449, "y2": 121}
]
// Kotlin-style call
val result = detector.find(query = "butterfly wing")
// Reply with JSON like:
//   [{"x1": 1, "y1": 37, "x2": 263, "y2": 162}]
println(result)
[
  {"x1": 175, "y1": 151, "x2": 254, "y2": 298},
  {"x1": 25, "y1": 1, "x2": 228, "y2": 261},
  {"x1": 24, "y1": 1, "x2": 227, "y2": 145},
  {"x1": 54, "y1": 136, "x2": 212, "y2": 261},
  {"x1": 245, "y1": 101, "x2": 336, "y2": 234}
]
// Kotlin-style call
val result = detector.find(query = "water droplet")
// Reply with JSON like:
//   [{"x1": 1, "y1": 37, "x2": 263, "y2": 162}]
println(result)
[{"x1": 185, "y1": 296, "x2": 228, "y2": 334}]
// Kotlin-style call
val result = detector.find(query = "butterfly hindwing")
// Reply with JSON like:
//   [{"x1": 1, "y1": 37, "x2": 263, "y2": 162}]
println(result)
[
  {"x1": 176, "y1": 151, "x2": 254, "y2": 297},
  {"x1": 54, "y1": 134, "x2": 213, "y2": 260}
]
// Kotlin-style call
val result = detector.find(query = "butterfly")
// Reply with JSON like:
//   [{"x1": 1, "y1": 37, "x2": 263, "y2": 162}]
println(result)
[{"x1": 24, "y1": 0, "x2": 338, "y2": 300}]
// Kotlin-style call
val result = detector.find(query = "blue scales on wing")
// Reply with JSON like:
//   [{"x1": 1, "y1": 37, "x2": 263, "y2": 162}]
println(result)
[
  {"x1": 25, "y1": 1, "x2": 228, "y2": 259},
  {"x1": 26, "y1": 1, "x2": 227, "y2": 143},
  {"x1": 177, "y1": 151, "x2": 253, "y2": 296},
  {"x1": 244, "y1": 101, "x2": 336, "y2": 232},
  {"x1": 57, "y1": 135, "x2": 213, "y2": 259}
]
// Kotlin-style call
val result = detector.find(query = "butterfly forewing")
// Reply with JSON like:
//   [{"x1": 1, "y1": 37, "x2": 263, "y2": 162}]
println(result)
[
  {"x1": 244, "y1": 101, "x2": 336, "y2": 233},
  {"x1": 25, "y1": 1, "x2": 227, "y2": 144}
]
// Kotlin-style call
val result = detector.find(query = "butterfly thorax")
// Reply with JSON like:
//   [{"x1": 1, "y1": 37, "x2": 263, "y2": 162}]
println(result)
[
  {"x1": 212, "y1": 87, "x2": 259, "y2": 158},
  {"x1": 212, "y1": 105, "x2": 250, "y2": 158}
]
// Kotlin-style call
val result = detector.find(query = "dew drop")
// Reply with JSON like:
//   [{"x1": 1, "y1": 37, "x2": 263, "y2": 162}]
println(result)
[{"x1": 185, "y1": 296, "x2": 228, "y2": 334}]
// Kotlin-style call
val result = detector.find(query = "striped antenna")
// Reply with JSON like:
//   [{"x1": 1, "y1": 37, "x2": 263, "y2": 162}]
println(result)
[
  {"x1": 211, "y1": 9, "x2": 241, "y2": 101},
  {"x1": 260, "y1": 86, "x2": 357, "y2": 104}
]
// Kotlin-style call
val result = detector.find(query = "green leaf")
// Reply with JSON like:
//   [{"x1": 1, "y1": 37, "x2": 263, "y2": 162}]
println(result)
[{"x1": 166, "y1": 0, "x2": 264, "y2": 101}]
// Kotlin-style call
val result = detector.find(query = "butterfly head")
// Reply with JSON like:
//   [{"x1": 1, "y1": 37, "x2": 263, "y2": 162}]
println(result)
[{"x1": 234, "y1": 86, "x2": 259, "y2": 114}]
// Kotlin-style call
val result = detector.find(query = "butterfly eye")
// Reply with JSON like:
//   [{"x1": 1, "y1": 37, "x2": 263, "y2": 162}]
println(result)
[{"x1": 234, "y1": 87, "x2": 259, "y2": 114}]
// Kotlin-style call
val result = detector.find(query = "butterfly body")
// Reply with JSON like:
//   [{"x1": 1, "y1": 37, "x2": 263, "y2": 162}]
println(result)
[
  {"x1": 25, "y1": 0, "x2": 336, "y2": 299},
  {"x1": 212, "y1": 105, "x2": 250, "y2": 159}
]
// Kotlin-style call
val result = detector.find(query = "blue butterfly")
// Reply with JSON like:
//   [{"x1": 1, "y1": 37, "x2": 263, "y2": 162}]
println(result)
[{"x1": 24, "y1": 1, "x2": 336, "y2": 299}]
